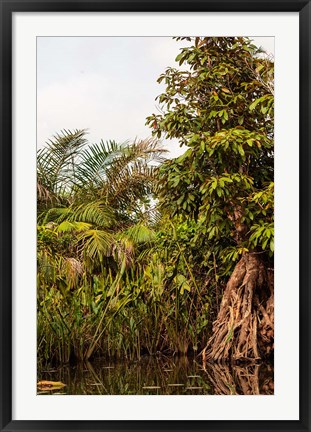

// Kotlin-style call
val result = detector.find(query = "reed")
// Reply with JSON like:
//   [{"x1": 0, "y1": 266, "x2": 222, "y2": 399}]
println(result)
[{"x1": 37, "y1": 253, "x2": 212, "y2": 365}]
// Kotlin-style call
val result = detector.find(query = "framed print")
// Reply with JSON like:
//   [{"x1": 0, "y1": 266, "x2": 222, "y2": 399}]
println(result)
[{"x1": 1, "y1": 0, "x2": 310, "y2": 431}]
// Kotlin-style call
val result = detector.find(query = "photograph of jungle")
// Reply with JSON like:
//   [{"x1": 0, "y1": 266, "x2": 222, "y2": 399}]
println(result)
[{"x1": 37, "y1": 36, "x2": 274, "y2": 395}]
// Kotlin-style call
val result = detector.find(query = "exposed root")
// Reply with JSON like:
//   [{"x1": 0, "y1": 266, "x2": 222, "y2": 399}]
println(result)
[{"x1": 202, "y1": 253, "x2": 274, "y2": 363}]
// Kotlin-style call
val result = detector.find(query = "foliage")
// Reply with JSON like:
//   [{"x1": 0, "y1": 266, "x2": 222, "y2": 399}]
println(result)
[
  {"x1": 146, "y1": 36, "x2": 274, "y2": 362},
  {"x1": 146, "y1": 37, "x2": 274, "y2": 264},
  {"x1": 37, "y1": 218, "x2": 212, "y2": 364},
  {"x1": 37, "y1": 132, "x2": 211, "y2": 364},
  {"x1": 38, "y1": 36, "x2": 274, "y2": 365}
]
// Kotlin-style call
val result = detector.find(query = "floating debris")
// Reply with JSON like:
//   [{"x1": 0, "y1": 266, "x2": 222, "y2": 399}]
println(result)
[
  {"x1": 142, "y1": 386, "x2": 161, "y2": 389},
  {"x1": 37, "y1": 380, "x2": 66, "y2": 390},
  {"x1": 187, "y1": 375, "x2": 201, "y2": 378}
]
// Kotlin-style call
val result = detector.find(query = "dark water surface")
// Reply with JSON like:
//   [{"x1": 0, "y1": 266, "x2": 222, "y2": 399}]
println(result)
[{"x1": 38, "y1": 356, "x2": 274, "y2": 395}]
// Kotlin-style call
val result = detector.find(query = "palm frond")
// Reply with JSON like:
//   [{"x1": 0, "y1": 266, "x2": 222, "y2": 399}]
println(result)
[
  {"x1": 40, "y1": 207, "x2": 71, "y2": 225},
  {"x1": 77, "y1": 229, "x2": 115, "y2": 261},
  {"x1": 39, "y1": 201, "x2": 115, "y2": 229},
  {"x1": 122, "y1": 223, "x2": 157, "y2": 245},
  {"x1": 104, "y1": 160, "x2": 160, "y2": 209},
  {"x1": 37, "y1": 129, "x2": 88, "y2": 197},
  {"x1": 74, "y1": 138, "x2": 166, "y2": 198},
  {"x1": 74, "y1": 140, "x2": 127, "y2": 188},
  {"x1": 68, "y1": 201, "x2": 115, "y2": 228},
  {"x1": 55, "y1": 221, "x2": 92, "y2": 233}
]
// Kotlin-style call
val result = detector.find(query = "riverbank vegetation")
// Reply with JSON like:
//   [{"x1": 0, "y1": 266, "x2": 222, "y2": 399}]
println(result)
[{"x1": 37, "y1": 37, "x2": 274, "y2": 367}]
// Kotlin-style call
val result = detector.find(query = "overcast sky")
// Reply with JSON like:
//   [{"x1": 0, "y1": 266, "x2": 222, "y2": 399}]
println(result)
[{"x1": 37, "y1": 36, "x2": 274, "y2": 158}]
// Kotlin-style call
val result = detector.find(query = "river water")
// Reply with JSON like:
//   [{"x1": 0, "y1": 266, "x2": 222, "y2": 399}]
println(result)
[{"x1": 38, "y1": 356, "x2": 273, "y2": 395}]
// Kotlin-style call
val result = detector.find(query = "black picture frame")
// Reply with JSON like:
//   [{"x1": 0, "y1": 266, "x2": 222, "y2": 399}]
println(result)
[{"x1": 1, "y1": 1, "x2": 310, "y2": 431}]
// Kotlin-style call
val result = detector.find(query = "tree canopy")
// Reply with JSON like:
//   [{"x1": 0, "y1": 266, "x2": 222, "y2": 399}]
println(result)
[{"x1": 147, "y1": 36, "x2": 274, "y2": 260}]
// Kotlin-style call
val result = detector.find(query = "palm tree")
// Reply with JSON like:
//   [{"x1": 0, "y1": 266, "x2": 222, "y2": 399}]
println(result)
[{"x1": 37, "y1": 129, "x2": 166, "y2": 275}]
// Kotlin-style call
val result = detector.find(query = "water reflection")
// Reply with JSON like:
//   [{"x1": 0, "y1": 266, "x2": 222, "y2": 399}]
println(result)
[
  {"x1": 203, "y1": 362, "x2": 274, "y2": 395},
  {"x1": 38, "y1": 356, "x2": 273, "y2": 395}
]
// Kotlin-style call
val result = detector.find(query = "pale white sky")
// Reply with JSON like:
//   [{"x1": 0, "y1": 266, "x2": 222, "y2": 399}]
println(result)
[{"x1": 37, "y1": 36, "x2": 274, "y2": 158}]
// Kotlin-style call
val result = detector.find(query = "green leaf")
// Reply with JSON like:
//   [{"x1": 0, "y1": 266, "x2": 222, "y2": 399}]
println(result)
[
  {"x1": 238, "y1": 146, "x2": 245, "y2": 157},
  {"x1": 270, "y1": 239, "x2": 274, "y2": 252},
  {"x1": 249, "y1": 99, "x2": 260, "y2": 111}
]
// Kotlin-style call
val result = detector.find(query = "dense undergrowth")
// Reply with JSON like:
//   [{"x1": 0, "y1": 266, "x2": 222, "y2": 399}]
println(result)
[{"x1": 37, "y1": 37, "x2": 274, "y2": 366}]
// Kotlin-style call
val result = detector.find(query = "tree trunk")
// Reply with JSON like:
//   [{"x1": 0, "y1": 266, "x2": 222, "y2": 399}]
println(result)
[{"x1": 202, "y1": 252, "x2": 274, "y2": 363}]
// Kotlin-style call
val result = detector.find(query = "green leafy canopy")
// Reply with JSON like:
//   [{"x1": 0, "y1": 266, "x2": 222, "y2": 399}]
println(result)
[{"x1": 147, "y1": 37, "x2": 274, "y2": 258}]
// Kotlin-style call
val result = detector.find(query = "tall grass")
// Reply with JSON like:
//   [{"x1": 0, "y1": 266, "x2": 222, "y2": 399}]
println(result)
[{"x1": 37, "y1": 254, "x2": 212, "y2": 366}]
